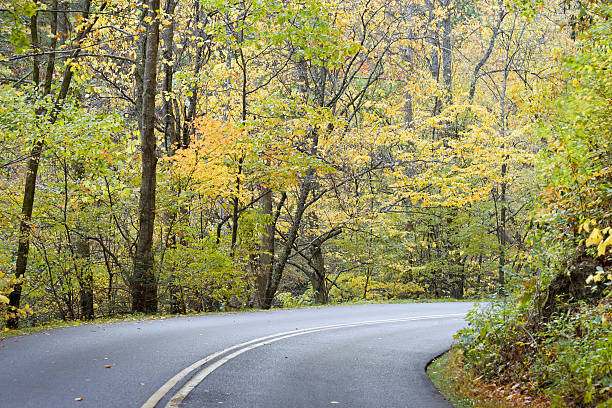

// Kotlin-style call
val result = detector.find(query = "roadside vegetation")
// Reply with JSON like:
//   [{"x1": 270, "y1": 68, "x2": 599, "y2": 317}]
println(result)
[
  {"x1": 0, "y1": 2, "x2": 610, "y2": 404},
  {"x1": 428, "y1": 349, "x2": 553, "y2": 407},
  {"x1": 441, "y1": 2, "x2": 612, "y2": 407}
]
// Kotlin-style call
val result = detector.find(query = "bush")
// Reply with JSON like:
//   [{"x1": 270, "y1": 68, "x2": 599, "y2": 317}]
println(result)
[{"x1": 457, "y1": 298, "x2": 612, "y2": 407}]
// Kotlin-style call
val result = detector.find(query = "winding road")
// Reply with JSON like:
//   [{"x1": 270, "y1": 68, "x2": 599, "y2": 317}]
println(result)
[{"x1": 0, "y1": 302, "x2": 474, "y2": 407}]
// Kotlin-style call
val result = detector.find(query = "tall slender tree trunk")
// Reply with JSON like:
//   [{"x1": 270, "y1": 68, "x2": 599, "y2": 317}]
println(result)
[
  {"x1": 7, "y1": 11, "x2": 42, "y2": 329},
  {"x1": 425, "y1": 0, "x2": 441, "y2": 120},
  {"x1": 7, "y1": 0, "x2": 94, "y2": 327},
  {"x1": 72, "y1": 163, "x2": 94, "y2": 320},
  {"x1": 403, "y1": 2, "x2": 416, "y2": 125},
  {"x1": 132, "y1": 0, "x2": 160, "y2": 314},
  {"x1": 256, "y1": 188, "x2": 274, "y2": 307},
  {"x1": 498, "y1": 163, "x2": 507, "y2": 291},
  {"x1": 162, "y1": 0, "x2": 177, "y2": 152},
  {"x1": 441, "y1": 8, "x2": 453, "y2": 109},
  {"x1": 160, "y1": 0, "x2": 184, "y2": 315},
  {"x1": 77, "y1": 239, "x2": 94, "y2": 319},
  {"x1": 497, "y1": 59, "x2": 510, "y2": 293},
  {"x1": 229, "y1": 46, "x2": 248, "y2": 256},
  {"x1": 8, "y1": 143, "x2": 43, "y2": 328}
]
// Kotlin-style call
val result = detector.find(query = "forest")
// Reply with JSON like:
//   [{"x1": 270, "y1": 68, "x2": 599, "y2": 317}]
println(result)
[{"x1": 0, "y1": 0, "x2": 610, "y2": 405}]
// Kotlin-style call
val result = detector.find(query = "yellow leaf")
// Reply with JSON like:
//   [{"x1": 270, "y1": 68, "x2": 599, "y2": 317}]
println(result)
[
  {"x1": 0, "y1": 294, "x2": 9, "y2": 304},
  {"x1": 582, "y1": 220, "x2": 591, "y2": 233},
  {"x1": 597, "y1": 235, "x2": 612, "y2": 256},
  {"x1": 586, "y1": 228, "x2": 603, "y2": 247}
]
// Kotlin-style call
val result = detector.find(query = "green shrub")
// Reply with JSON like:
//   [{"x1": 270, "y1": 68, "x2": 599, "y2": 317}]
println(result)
[{"x1": 457, "y1": 298, "x2": 612, "y2": 407}]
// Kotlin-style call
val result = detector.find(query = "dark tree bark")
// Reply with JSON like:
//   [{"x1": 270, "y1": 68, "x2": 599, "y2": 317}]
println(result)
[
  {"x1": 72, "y1": 163, "x2": 94, "y2": 320},
  {"x1": 7, "y1": 10, "x2": 42, "y2": 330},
  {"x1": 134, "y1": 3, "x2": 147, "y2": 132},
  {"x1": 310, "y1": 244, "x2": 328, "y2": 304},
  {"x1": 306, "y1": 227, "x2": 342, "y2": 304},
  {"x1": 498, "y1": 162, "x2": 507, "y2": 291},
  {"x1": 256, "y1": 188, "x2": 274, "y2": 307},
  {"x1": 132, "y1": 0, "x2": 160, "y2": 314},
  {"x1": 77, "y1": 238, "x2": 94, "y2": 319},
  {"x1": 256, "y1": 190, "x2": 286, "y2": 308},
  {"x1": 230, "y1": 158, "x2": 243, "y2": 255},
  {"x1": 440, "y1": 7, "x2": 453, "y2": 109},
  {"x1": 162, "y1": 0, "x2": 178, "y2": 152},
  {"x1": 158, "y1": 0, "x2": 184, "y2": 314},
  {"x1": 182, "y1": 2, "x2": 207, "y2": 148},
  {"x1": 403, "y1": 2, "x2": 416, "y2": 125},
  {"x1": 425, "y1": 0, "x2": 441, "y2": 118}
]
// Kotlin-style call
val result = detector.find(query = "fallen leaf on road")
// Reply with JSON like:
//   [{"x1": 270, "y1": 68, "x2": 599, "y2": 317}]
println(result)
[
  {"x1": 74, "y1": 397, "x2": 83, "y2": 401},
  {"x1": 104, "y1": 365, "x2": 111, "y2": 368},
  {"x1": 221, "y1": 392, "x2": 231, "y2": 396}
]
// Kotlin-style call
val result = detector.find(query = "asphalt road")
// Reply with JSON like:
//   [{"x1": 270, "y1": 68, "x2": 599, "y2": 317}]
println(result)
[{"x1": 0, "y1": 302, "x2": 474, "y2": 408}]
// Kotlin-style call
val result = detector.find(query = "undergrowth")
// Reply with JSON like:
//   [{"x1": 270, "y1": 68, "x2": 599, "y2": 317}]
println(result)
[
  {"x1": 455, "y1": 297, "x2": 611, "y2": 407},
  {"x1": 429, "y1": 348, "x2": 552, "y2": 408}
]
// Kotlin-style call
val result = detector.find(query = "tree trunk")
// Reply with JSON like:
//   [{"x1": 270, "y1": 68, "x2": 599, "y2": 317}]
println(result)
[
  {"x1": 7, "y1": 0, "x2": 90, "y2": 327},
  {"x1": 363, "y1": 268, "x2": 371, "y2": 299},
  {"x1": 497, "y1": 55, "x2": 510, "y2": 293},
  {"x1": 262, "y1": 169, "x2": 315, "y2": 308},
  {"x1": 7, "y1": 9, "x2": 43, "y2": 329},
  {"x1": 132, "y1": 0, "x2": 160, "y2": 314},
  {"x1": 403, "y1": 2, "x2": 416, "y2": 125},
  {"x1": 7, "y1": 141, "x2": 43, "y2": 328},
  {"x1": 498, "y1": 163, "x2": 507, "y2": 291},
  {"x1": 468, "y1": 3, "x2": 505, "y2": 103},
  {"x1": 162, "y1": 0, "x2": 177, "y2": 152},
  {"x1": 310, "y1": 244, "x2": 328, "y2": 304},
  {"x1": 441, "y1": 9, "x2": 453, "y2": 110},
  {"x1": 77, "y1": 238, "x2": 94, "y2": 319},
  {"x1": 425, "y1": 0, "x2": 441, "y2": 119},
  {"x1": 256, "y1": 188, "x2": 274, "y2": 307}
]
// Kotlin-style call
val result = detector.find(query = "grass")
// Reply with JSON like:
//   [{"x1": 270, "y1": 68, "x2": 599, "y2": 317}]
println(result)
[{"x1": 427, "y1": 351, "x2": 474, "y2": 408}]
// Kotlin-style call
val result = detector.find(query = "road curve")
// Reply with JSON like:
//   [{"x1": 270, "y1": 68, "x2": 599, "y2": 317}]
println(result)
[{"x1": 0, "y1": 302, "x2": 473, "y2": 407}]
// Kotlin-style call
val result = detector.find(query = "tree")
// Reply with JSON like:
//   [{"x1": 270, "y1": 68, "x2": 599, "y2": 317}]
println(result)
[
  {"x1": 6, "y1": 0, "x2": 105, "y2": 328},
  {"x1": 132, "y1": 0, "x2": 161, "y2": 313}
]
